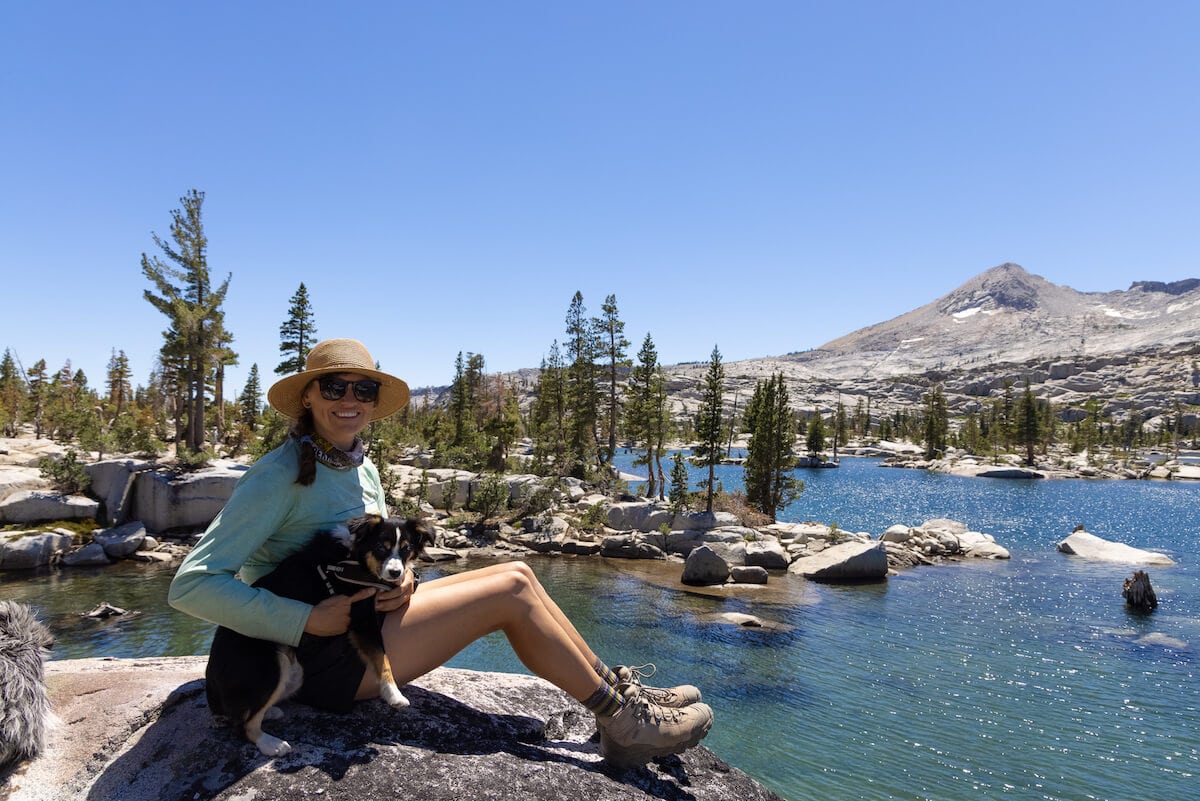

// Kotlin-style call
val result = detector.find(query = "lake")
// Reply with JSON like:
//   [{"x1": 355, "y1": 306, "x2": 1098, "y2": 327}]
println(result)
[{"x1": 2, "y1": 455, "x2": 1196, "y2": 801}]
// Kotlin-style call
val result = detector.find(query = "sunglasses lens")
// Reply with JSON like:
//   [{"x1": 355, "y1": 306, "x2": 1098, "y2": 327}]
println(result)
[
  {"x1": 352, "y1": 380, "x2": 381, "y2": 402},
  {"x1": 318, "y1": 377, "x2": 348, "y2": 400},
  {"x1": 317, "y1": 377, "x2": 379, "y2": 403}
]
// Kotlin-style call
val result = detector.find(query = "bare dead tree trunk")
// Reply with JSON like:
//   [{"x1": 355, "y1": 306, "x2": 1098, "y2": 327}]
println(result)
[{"x1": 1122, "y1": 570, "x2": 1158, "y2": 612}]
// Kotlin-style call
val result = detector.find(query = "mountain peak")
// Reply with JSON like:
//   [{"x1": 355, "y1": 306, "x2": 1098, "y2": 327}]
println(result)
[
  {"x1": 801, "y1": 263, "x2": 1200, "y2": 378},
  {"x1": 938, "y1": 262, "x2": 1056, "y2": 315}
]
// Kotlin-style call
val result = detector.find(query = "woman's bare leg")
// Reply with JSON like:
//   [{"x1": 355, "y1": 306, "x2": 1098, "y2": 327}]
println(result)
[
  {"x1": 411, "y1": 561, "x2": 600, "y2": 665},
  {"x1": 359, "y1": 560, "x2": 715, "y2": 768},
  {"x1": 366, "y1": 561, "x2": 602, "y2": 702}
]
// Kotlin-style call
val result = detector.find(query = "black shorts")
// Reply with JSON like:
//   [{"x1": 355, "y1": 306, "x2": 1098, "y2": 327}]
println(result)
[{"x1": 292, "y1": 632, "x2": 367, "y2": 714}]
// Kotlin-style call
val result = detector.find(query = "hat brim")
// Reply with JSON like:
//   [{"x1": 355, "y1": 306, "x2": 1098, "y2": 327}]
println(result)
[{"x1": 267, "y1": 367, "x2": 410, "y2": 422}]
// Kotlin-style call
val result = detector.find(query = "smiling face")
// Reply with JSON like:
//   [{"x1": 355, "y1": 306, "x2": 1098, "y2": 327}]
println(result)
[{"x1": 301, "y1": 372, "x2": 377, "y2": 449}]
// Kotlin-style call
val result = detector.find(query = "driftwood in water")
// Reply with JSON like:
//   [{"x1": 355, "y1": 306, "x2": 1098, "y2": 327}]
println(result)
[
  {"x1": 1122, "y1": 570, "x2": 1158, "y2": 612},
  {"x1": 82, "y1": 602, "x2": 128, "y2": 619}
]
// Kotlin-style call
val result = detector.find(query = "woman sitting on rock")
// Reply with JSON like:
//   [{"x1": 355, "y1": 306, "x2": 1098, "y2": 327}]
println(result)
[{"x1": 168, "y1": 338, "x2": 712, "y2": 767}]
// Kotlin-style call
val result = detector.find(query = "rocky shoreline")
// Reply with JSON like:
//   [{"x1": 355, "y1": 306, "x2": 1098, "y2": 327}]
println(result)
[{"x1": 1, "y1": 435, "x2": 1179, "y2": 586}]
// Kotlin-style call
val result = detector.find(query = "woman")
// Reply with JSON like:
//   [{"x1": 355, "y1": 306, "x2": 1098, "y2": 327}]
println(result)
[{"x1": 168, "y1": 338, "x2": 712, "y2": 767}]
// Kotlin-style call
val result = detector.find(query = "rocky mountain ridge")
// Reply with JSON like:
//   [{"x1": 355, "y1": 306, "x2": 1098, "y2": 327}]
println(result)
[
  {"x1": 665, "y1": 262, "x2": 1200, "y2": 430},
  {"x1": 410, "y1": 263, "x2": 1200, "y2": 433}
]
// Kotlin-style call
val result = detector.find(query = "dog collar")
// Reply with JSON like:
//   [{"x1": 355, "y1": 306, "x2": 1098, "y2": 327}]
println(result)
[{"x1": 317, "y1": 560, "x2": 398, "y2": 594}]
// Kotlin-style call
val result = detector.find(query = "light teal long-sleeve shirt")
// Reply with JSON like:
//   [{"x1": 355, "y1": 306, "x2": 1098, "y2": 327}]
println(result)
[{"x1": 168, "y1": 438, "x2": 388, "y2": 646}]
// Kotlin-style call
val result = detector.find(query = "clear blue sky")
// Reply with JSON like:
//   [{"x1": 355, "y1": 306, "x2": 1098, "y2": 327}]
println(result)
[{"x1": 2, "y1": 2, "x2": 1197, "y2": 394}]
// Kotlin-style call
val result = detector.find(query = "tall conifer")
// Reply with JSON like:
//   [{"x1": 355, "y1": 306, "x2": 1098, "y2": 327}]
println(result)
[
  {"x1": 277, "y1": 282, "x2": 318, "y2": 375},
  {"x1": 624, "y1": 333, "x2": 669, "y2": 498},
  {"x1": 597, "y1": 294, "x2": 630, "y2": 466},
  {"x1": 743, "y1": 373, "x2": 803, "y2": 519},
  {"x1": 692, "y1": 345, "x2": 725, "y2": 514},
  {"x1": 564, "y1": 292, "x2": 599, "y2": 478},
  {"x1": 141, "y1": 189, "x2": 231, "y2": 454}
]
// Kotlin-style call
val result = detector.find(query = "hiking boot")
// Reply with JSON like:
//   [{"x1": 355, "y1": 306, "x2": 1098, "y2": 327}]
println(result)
[
  {"x1": 596, "y1": 684, "x2": 714, "y2": 768},
  {"x1": 615, "y1": 663, "x2": 703, "y2": 708}
]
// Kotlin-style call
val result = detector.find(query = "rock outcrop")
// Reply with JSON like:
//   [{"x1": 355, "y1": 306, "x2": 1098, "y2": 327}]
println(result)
[
  {"x1": 0, "y1": 490, "x2": 98, "y2": 525},
  {"x1": 788, "y1": 540, "x2": 889, "y2": 582},
  {"x1": 2, "y1": 657, "x2": 780, "y2": 801},
  {"x1": 1056, "y1": 529, "x2": 1176, "y2": 566},
  {"x1": 0, "y1": 530, "x2": 75, "y2": 570}
]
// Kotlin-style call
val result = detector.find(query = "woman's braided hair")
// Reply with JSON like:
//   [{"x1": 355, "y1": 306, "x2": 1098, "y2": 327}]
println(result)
[{"x1": 292, "y1": 409, "x2": 319, "y2": 486}]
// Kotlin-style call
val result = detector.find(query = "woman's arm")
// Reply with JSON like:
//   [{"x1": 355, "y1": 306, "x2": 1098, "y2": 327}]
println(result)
[{"x1": 167, "y1": 461, "x2": 312, "y2": 646}]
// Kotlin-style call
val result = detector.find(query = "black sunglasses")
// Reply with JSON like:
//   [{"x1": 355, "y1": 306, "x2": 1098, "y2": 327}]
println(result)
[{"x1": 317, "y1": 376, "x2": 381, "y2": 403}]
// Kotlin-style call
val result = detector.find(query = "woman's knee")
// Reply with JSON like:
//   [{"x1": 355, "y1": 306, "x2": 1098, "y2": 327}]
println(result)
[{"x1": 503, "y1": 560, "x2": 535, "y2": 582}]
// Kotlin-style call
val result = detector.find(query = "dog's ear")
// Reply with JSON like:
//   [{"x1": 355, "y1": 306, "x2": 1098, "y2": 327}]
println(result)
[{"x1": 405, "y1": 518, "x2": 436, "y2": 550}]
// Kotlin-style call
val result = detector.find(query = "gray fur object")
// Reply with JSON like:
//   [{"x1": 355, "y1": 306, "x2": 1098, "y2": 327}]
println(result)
[{"x1": 0, "y1": 601, "x2": 54, "y2": 769}]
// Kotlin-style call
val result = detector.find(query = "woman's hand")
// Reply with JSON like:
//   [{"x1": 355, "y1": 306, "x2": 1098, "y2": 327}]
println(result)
[
  {"x1": 303, "y1": 587, "x2": 376, "y2": 636},
  {"x1": 373, "y1": 569, "x2": 417, "y2": 613}
]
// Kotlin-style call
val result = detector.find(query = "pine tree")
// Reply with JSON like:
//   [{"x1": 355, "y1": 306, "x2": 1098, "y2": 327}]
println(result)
[
  {"x1": 806, "y1": 408, "x2": 826, "y2": 455},
  {"x1": 141, "y1": 189, "x2": 232, "y2": 454},
  {"x1": 833, "y1": 394, "x2": 847, "y2": 461},
  {"x1": 649, "y1": 366, "x2": 670, "y2": 497},
  {"x1": 238, "y1": 364, "x2": 263, "y2": 428},
  {"x1": 1016, "y1": 377, "x2": 1040, "y2": 465},
  {"x1": 597, "y1": 294, "x2": 630, "y2": 466},
  {"x1": 484, "y1": 376, "x2": 522, "y2": 471},
  {"x1": 668, "y1": 452, "x2": 690, "y2": 516},
  {"x1": 530, "y1": 342, "x2": 568, "y2": 474},
  {"x1": 449, "y1": 351, "x2": 469, "y2": 446},
  {"x1": 743, "y1": 373, "x2": 804, "y2": 520},
  {"x1": 692, "y1": 345, "x2": 725, "y2": 514},
  {"x1": 26, "y1": 360, "x2": 48, "y2": 439},
  {"x1": 105, "y1": 349, "x2": 133, "y2": 418},
  {"x1": 960, "y1": 410, "x2": 981, "y2": 454},
  {"x1": 564, "y1": 292, "x2": 599, "y2": 478},
  {"x1": 0, "y1": 350, "x2": 24, "y2": 437},
  {"x1": 922, "y1": 385, "x2": 948, "y2": 460},
  {"x1": 624, "y1": 333, "x2": 668, "y2": 498},
  {"x1": 277, "y1": 282, "x2": 318, "y2": 375}
]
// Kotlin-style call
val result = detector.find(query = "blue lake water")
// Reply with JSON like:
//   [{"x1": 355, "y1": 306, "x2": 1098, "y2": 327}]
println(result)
[{"x1": 2, "y1": 455, "x2": 1197, "y2": 801}]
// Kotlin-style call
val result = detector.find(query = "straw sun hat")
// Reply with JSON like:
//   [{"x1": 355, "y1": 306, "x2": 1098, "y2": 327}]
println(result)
[{"x1": 267, "y1": 338, "x2": 411, "y2": 422}]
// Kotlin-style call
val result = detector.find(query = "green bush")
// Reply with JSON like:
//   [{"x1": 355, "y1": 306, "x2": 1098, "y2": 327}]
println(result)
[
  {"x1": 577, "y1": 502, "x2": 608, "y2": 534},
  {"x1": 470, "y1": 474, "x2": 510, "y2": 520},
  {"x1": 516, "y1": 478, "x2": 559, "y2": 518},
  {"x1": 38, "y1": 450, "x2": 91, "y2": 495}
]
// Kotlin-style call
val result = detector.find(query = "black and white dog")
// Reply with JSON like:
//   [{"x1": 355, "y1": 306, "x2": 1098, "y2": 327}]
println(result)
[
  {"x1": 0, "y1": 600, "x2": 55, "y2": 770},
  {"x1": 205, "y1": 514, "x2": 435, "y2": 756}
]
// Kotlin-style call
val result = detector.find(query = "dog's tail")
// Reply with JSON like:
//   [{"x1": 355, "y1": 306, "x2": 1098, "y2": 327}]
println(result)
[{"x1": 0, "y1": 601, "x2": 55, "y2": 769}]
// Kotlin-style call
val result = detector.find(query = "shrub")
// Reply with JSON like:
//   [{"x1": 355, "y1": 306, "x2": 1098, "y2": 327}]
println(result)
[
  {"x1": 38, "y1": 450, "x2": 91, "y2": 495},
  {"x1": 390, "y1": 496, "x2": 421, "y2": 518},
  {"x1": 576, "y1": 502, "x2": 608, "y2": 534},
  {"x1": 516, "y1": 478, "x2": 559, "y2": 518},
  {"x1": 470, "y1": 474, "x2": 510, "y2": 521},
  {"x1": 710, "y1": 490, "x2": 772, "y2": 528}
]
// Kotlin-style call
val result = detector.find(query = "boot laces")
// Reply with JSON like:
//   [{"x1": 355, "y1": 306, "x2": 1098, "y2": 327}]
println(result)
[
  {"x1": 625, "y1": 683, "x2": 683, "y2": 724},
  {"x1": 622, "y1": 663, "x2": 658, "y2": 684}
]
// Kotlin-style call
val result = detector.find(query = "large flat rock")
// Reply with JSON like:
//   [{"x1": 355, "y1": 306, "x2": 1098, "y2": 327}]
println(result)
[
  {"x1": 3, "y1": 656, "x2": 780, "y2": 801},
  {"x1": 1056, "y1": 530, "x2": 1176, "y2": 566}
]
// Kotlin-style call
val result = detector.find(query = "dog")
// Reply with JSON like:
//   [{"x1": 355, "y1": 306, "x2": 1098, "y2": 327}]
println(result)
[
  {"x1": 205, "y1": 514, "x2": 435, "y2": 756},
  {"x1": 0, "y1": 600, "x2": 55, "y2": 771}
]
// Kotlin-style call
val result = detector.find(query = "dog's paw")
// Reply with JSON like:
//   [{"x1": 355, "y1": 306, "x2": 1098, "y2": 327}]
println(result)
[
  {"x1": 381, "y1": 683, "x2": 410, "y2": 709},
  {"x1": 255, "y1": 733, "x2": 292, "y2": 757},
  {"x1": 264, "y1": 706, "x2": 284, "y2": 721}
]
